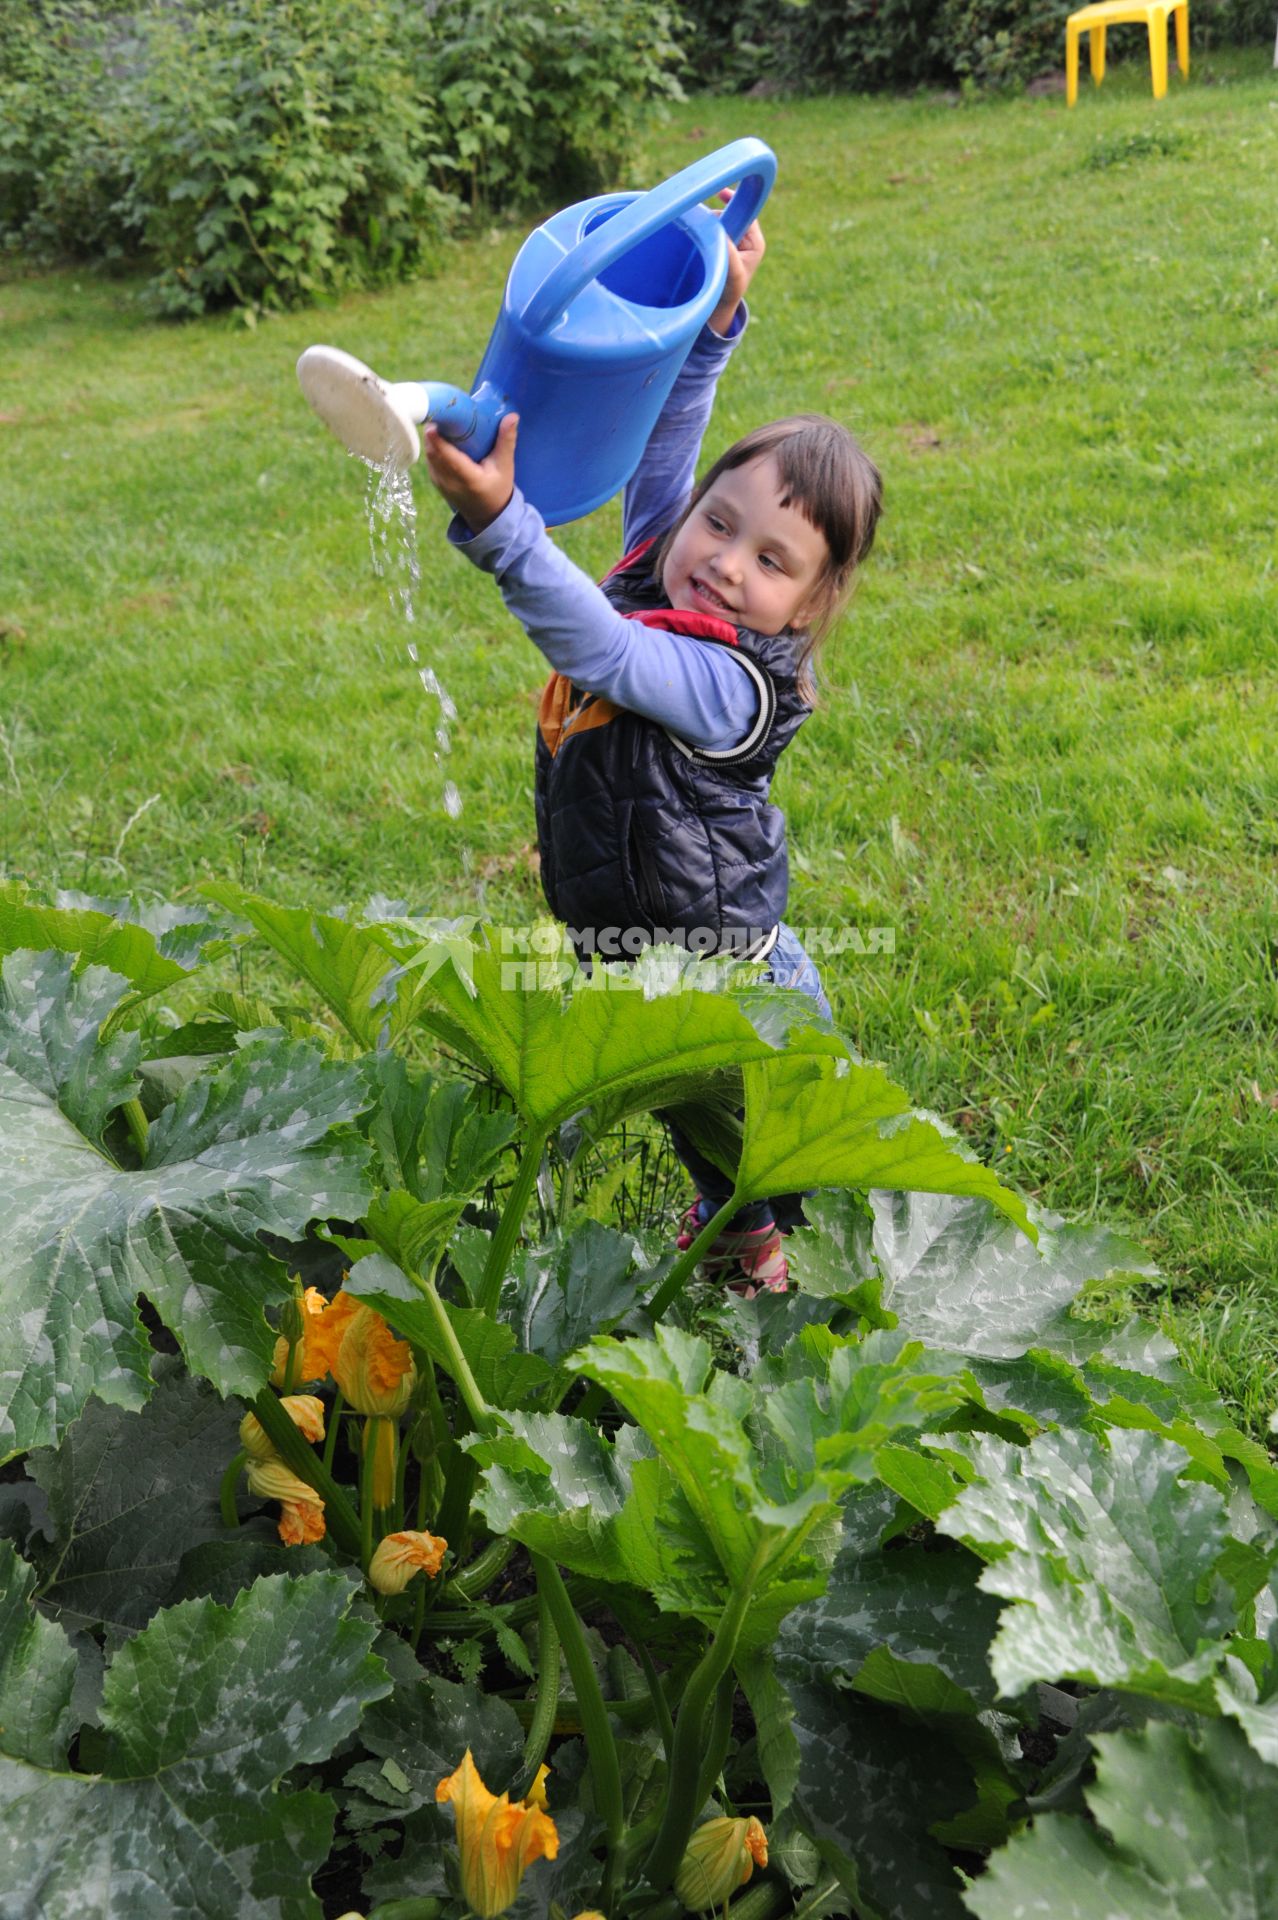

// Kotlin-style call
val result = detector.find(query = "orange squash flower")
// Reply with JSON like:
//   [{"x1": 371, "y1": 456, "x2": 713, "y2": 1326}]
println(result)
[
  {"x1": 311, "y1": 1289, "x2": 416, "y2": 1417},
  {"x1": 270, "y1": 1286, "x2": 330, "y2": 1387},
  {"x1": 278, "y1": 1498, "x2": 327, "y2": 1546},
  {"x1": 436, "y1": 1750, "x2": 559, "y2": 1917},
  {"x1": 675, "y1": 1816, "x2": 768, "y2": 1913},
  {"x1": 368, "y1": 1528, "x2": 448, "y2": 1595},
  {"x1": 245, "y1": 1457, "x2": 326, "y2": 1547}
]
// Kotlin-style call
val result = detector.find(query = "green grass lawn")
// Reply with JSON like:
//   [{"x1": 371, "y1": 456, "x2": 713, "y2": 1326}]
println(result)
[{"x1": 3, "y1": 47, "x2": 1276, "y2": 1423}]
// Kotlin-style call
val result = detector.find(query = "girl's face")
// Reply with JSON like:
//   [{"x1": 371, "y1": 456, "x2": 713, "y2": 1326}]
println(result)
[{"x1": 661, "y1": 454, "x2": 830, "y2": 637}]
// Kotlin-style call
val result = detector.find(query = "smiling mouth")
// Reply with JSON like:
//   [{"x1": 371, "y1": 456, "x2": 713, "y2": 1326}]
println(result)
[{"x1": 690, "y1": 576, "x2": 733, "y2": 612}]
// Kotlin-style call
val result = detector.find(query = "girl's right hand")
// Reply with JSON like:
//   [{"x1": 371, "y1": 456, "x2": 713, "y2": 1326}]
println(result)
[
  {"x1": 423, "y1": 412, "x2": 519, "y2": 533},
  {"x1": 708, "y1": 186, "x2": 765, "y2": 337}
]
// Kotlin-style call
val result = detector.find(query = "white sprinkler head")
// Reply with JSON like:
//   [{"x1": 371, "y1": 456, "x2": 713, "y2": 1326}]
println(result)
[{"x1": 296, "y1": 345, "x2": 426, "y2": 470}]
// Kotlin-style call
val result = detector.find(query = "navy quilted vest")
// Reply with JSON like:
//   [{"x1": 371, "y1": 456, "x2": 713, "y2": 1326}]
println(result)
[{"x1": 533, "y1": 537, "x2": 811, "y2": 961}]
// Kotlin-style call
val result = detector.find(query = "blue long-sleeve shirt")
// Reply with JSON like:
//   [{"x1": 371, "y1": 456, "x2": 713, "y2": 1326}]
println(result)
[{"x1": 448, "y1": 312, "x2": 760, "y2": 752}]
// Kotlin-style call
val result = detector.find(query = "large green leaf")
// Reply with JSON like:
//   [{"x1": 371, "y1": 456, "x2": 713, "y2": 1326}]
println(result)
[
  {"x1": 574, "y1": 1325, "x2": 842, "y2": 1645},
  {"x1": 347, "y1": 1669, "x2": 527, "y2": 1816},
  {"x1": 736, "y1": 1060, "x2": 1032, "y2": 1234},
  {"x1": 473, "y1": 1327, "x2": 971, "y2": 1652},
  {"x1": 0, "y1": 1572, "x2": 389, "y2": 1919},
  {"x1": 964, "y1": 1720, "x2": 1278, "y2": 1920},
  {"x1": 791, "y1": 1190, "x2": 1155, "y2": 1362},
  {"x1": 23, "y1": 1363, "x2": 245, "y2": 1642},
  {"x1": 1216, "y1": 1565, "x2": 1278, "y2": 1762},
  {"x1": 765, "y1": 1521, "x2": 1016, "y2": 1853},
  {"x1": 0, "y1": 885, "x2": 222, "y2": 996},
  {"x1": 206, "y1": 899, "x2": 1032, "y2": 1239},
  {"x1": 783, "y1": 1663, "x2": 981, "y2": 1920},
  {"x1": 778, "y1": 1531, "x2": 1004, "y2": 1709},
  {"x1": 468, "y1": 1412, "x2": 661, "y2": 1593},
  {"x1": 360, "y1": 1055, "x2": 515, "y2": 1202},
  {"x1": 759, "y1": 1327, "x2": 969, "y2": 1485},
  {"x1": 0, "y1": 1540, "x2": 78, "y2": 1769},
  {"x1": 201, "y1": 887, "x2": 430, "y2": 1049},
  {"x1": 509, "y1": 1220, "x2": 648, "y2": 1366},
  {"x1": 390, "y1": 925, "x2": 843, "y2": 1126},
  {"x1": 0, "y1": 952, "x2": 372, "y2": 1456},
  {"x1": 938, "y1": 1426, "x2": 1240, "y2": 1708}
]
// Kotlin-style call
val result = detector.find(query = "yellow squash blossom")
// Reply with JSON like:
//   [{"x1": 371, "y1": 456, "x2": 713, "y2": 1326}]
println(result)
[
  {"x1": 675, "y1": 1816, "x2": 768, "y2": 1913},
  {"x1": 239, "y1": 1393, "x2": 326, "y2": 1460},
  {"x1": 368, "y1": 1528, "x2": 448, "y2": 1595},
  {"x1": 436, "y1": 1749, "x2": 559, "y2": 1917},
  {"x1": 246, "y1": 1457, "x2": 326, "y2": 1547},
  {"x1": 270, "y1": 1285, "x2": 330, "y2": 1387},
  {"x1": 312, "y1": 1289, "x2": 416, "y2": 1417}
]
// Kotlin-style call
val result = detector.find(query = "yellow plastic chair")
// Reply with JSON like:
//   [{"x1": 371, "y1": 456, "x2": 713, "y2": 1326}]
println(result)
[{"x1": 1065, "y1": 1, "x2": 1189, "y2": 106}]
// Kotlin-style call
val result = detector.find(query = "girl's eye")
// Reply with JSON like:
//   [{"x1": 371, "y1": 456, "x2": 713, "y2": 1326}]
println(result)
[
  {"x1": 759, "y1": 553, "x2": 782, "y2": 573},
  {"x1": 705, "y1": 513, "x2": 727, "y2": 533}
]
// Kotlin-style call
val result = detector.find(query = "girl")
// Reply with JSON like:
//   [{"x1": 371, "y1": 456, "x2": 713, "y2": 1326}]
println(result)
[{"x1": 425, "y1": 201, "x2": 882, "y2": 1294}]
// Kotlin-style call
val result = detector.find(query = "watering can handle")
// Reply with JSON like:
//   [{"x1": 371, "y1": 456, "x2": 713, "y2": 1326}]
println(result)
[{"x1": 519, "y1": 137, "x2": 777, "y2": 339}]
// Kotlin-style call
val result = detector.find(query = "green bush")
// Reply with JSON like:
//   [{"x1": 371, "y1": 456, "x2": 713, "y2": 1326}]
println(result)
[
  {"x1": 678, "y1": 0, "x2": 1275, "y2": 95},
  {"x1": 679, "y1": 0, "x2": 943, "y2": 95},
  {"x1": 0, "y1": 0, "x2": 684, "y2": 316},
  {"x1": 423, "y1": 0, "x2": 687, "y2": 211},
  {"x1": 934, "y1": 0, "x2": 1073, "y2": 90}
]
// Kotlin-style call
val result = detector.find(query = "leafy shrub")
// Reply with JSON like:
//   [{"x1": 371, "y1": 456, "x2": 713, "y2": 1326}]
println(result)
[
  {"x1": 0, "y1": 0, "x2": 684, "y2": 315},
  {"x1": 680, "y1": 0, "x2": 945, "y2": 95},
  {"x1": 678, "y1": 0, "x2": 1274, "y2": 94},
  {"x1": 933, "y1": 0, "x2": 1074, "y2": 90},
  {"x1": 421, "y1": 0, "x2": 688, "y2": 211}
]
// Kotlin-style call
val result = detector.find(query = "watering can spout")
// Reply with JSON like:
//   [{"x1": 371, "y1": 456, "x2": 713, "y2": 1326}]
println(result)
[{"x1": 296, "y1": 346, "x2": 485, "y2": 471}]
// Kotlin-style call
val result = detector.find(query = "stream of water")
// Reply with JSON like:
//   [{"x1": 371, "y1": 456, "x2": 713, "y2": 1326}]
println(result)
[{"x1": 365, "y1": 460, "x2": 463, "y2": 824}]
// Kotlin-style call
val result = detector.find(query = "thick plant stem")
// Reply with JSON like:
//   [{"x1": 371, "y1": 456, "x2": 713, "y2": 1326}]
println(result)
[
  {"x1": 251, "y1": 1388, "x2": 361, "y2": 1556},
  {"x1": 515, "y1": 1584, "x2": 561, "y2": 1799},
  {"x1": 644, "y1": 1192, "x2": 743, "y2": 1320},
  {"x1": 360, "y1": 1421, "x2": 379, "y2": 1571},
  {"x1": 219, "y1": 1451, "x2": 246, "y2": 1528},
  {"x1": 642, "y1": 1551, "x2": 764, "y2": 1892},
  {"x1": 444, "y1": 1535, "x2": 513, "y2": 1603},
  {"x1": 693, "y1": 1671, "x2": 736, "y2": 1810},
  {"x1": 121, "y1": 1096, "x2": 149, "y2": 1159},
  {"x1": 417, "y1": 1277, "x2": 498, "y2": 1436},
  {"x1": 725, "y1": 1879, "x2": 792, "y2": 1920},
  {"x1": 533, "y1": 1555, "x2": 625, "y2": 1893},
  {"x1": 636, "y1": 1639, "x2": 675, "y2": 1763},
  {"x1": 478, "y1": 1131, "x2": 546, "y2": 1316}
]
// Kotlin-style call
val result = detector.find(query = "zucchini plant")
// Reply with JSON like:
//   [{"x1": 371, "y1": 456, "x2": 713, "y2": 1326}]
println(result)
[{"x1": 1, "y1": 882, "x2": 1275, "y2": 1920}]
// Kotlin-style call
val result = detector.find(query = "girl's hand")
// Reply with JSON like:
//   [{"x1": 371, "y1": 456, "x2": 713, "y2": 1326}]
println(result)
[
  {"x1": 708, "y1": 186, "x2": 766, "y2": 337},
  {"x1": 423, "y1": 412, "x2": 519, "y2": 533}
]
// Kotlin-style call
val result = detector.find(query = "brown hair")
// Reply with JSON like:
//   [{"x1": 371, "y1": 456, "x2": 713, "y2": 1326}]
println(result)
[{"x1": 657, "y1": 413, "x2": 883, "y2": 702}]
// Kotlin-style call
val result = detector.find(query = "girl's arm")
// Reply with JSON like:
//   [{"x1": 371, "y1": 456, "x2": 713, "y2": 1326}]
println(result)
[
  {"x1": 441, "y1": 477, "x2": 758, "y2": 751},
  {"x1": 620, "y1": 311, "x2": 745, "y2": 555},
  {"x1": 621, "y1": 200, "x2": 765, "y2": 552}
]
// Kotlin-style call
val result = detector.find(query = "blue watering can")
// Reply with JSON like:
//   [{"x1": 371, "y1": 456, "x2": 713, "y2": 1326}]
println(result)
[{"x1": 297, "y1": 138, "x2": 776, "y2": 524}]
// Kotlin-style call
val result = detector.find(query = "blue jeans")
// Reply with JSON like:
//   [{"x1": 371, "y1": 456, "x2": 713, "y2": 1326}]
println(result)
[{"x1": 661, "y1": 922, "x2": 832, "y2": 1235}]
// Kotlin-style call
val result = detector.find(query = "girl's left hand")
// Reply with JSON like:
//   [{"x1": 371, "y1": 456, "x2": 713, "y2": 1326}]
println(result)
[
  {"x1": 708, "y1": 186, "x2": 766, "y2": 337},
  {"x1": 423, "y1": 412, "x2": 519, "y2": 533}
]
